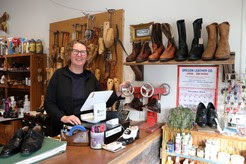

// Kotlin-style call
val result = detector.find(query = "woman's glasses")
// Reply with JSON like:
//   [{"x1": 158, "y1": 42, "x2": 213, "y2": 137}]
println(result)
[{"x1": 72, "y1": 49, "x2": 87, "y2": 56}]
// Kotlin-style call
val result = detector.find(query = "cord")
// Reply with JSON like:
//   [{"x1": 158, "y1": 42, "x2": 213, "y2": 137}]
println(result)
[{"x1": 49, "y1": 0, "x2": 106, "y2": 14}]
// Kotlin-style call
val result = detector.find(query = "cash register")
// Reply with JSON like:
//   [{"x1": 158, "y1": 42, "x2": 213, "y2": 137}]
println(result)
[{"x1": 79, "y1": 91, "x2": 129, "y2": 144}]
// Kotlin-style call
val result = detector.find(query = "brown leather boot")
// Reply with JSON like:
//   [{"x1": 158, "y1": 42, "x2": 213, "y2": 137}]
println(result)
[
  {"x1": 136, "y1": 41, "x2": 152, "y2": 63},
  {"x1": 148, "y1": 23, "x2": 164, "y2": 62},
  {"x1": 160, "y1": 23, "x2": 177, "y2": 62},
  {"x1": 215, "y1": 22, "x2": 230, "y2": 60},
  {"x1": 126, "y1": 41, "x2": 142, "y2": 62},
  {"x1": 148, "y1": 43, "x2": 164, "y2": 62},
  {"x1": 160, "y1": 41, "x2": 176, "y2": 62},
  {"x1": 202, "y1": 23, "x2": 218, "y2": 60}
]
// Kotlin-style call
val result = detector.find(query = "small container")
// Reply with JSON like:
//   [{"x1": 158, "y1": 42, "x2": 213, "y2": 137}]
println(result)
[
  {"x1": 231, "y1": 155, "x2": 245, "y2": 164},
  {"x1": 29, "y1": 39, "x2": 36, "y2": 53},
  {"x1": 36, "y1": 39, "x2": 43, "y2": 54},
  {"x1": 189, "y1": 146, "x2": 196, "y2": 156},
  {"x1": 90, "y1": 131, "x2": 104, "y2": 149},
  {"x1": 218, "y1": 152, "x2": 230, "y2": 164},
  {"x1": 197, "y1": 147, "x2": 204, "y2": 158},
  {"x1": 166, "y1": 140, "x2": 174, "y2": 153}
]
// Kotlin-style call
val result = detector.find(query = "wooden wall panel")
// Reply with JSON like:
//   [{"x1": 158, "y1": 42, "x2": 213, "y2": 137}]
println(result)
[{"x1": 49, "y1": 9, "x2": 124, "y2": 89}]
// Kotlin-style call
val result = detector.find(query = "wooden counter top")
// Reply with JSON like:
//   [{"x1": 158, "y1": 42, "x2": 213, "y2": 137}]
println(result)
[{"x1": 40, "y1": 126, "x2": 162, "y2": 164}]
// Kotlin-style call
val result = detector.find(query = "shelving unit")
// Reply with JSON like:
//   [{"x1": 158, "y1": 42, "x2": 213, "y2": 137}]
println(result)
[
  {"x1": 161, "y1": 125, "x2": 246, "y2": 164},
  {"x1": 166, "y1": 152, "x2": 223, "y2": 164},
  {"x1": 0, "y1": 53, "x2": 46, "y2": 111},
  {"x1": 123, "y1": 56, "x2": 235, "y2": 81}
]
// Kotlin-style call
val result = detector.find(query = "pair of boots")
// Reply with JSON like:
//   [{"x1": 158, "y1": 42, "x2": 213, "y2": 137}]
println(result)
[
  {"x1": 126, "y1": 23, "x2": 177, "y2": 62},
  {"x1": 126, "y1": 41, "x2": 152, "y2": 63},
  {"x1": 202, "y1": 22, "x2": 230, "y2": 60},
  {"x1": 196, "y1": 102, "x2": 218, "y2": 128},
  {"x1": 175, "y1": 18, "x2": 204, "y2": 61}
]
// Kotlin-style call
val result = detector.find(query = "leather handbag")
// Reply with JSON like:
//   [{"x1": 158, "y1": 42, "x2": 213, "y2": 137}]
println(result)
[{"x1": 60, "y1": 125, "x2": 89, "y2": 146}]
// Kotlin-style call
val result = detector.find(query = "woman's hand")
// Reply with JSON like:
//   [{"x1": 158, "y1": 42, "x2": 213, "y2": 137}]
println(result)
[{"x1": 60, "y1": 115, "x2": 81, "y2": 125}]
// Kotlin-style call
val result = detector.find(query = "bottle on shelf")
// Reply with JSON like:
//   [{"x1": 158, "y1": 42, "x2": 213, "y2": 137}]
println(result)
[
  {"x1": 175, "y1": 133, "x2": 181, "y2": 153},
  {"x1": 182, "y1": 159, "x2": 189, "y2": 164},
  {"x1": 165, "y1": 156, "x2": 174, "y2": 164},
  {"x1": 23, "y1": 95, "x2": 30, "y2": 113},
  {"x1": 174, "y1": 156, "x2": 181, "y2": 164}
]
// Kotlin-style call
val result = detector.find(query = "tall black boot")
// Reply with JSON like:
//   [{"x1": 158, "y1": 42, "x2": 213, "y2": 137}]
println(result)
[
  {"x1": 175, "y1": 19, "x2": 188, "y2": 61},
  {"x1": 188, "y1": 18, "x2": 204, "y2": 60}
]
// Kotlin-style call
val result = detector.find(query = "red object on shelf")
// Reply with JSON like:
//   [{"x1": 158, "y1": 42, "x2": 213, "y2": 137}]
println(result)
[
  {"x1": 133, "y1": 86, "x2": 166, "y2": 100},
  {"x1": 147, "y1": 111, "x2": 157, "y2": 125}
]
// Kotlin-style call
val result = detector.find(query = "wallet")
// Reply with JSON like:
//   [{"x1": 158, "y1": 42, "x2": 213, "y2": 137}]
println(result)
[{"x1": 60, "y1": 125, "x2": 89, "y2": 146}]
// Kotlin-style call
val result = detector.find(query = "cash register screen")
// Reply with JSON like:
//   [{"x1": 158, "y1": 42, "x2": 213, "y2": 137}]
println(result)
[{"x1": 80, "y1": 90, "x2": 113, "y2": 111}]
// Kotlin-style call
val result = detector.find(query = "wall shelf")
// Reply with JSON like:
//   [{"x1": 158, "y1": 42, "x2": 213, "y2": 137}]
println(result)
[
  {"x1": 123, "y1": 56, "x2": 235, "y2": 81},
  {"x1": 166, "y1": 152, "x2": 223, "y2": 164}
]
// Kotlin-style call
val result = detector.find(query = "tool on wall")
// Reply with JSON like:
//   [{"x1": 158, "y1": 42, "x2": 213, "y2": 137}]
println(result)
[
  {"x1": 0, "y1": 12, "x2": 9, "y2": 33},
  {"x1": 103, "y1": 9, "x2": 115, "y2": 49},
  {"x1": 84, "y1": 13, "x2": 95, "y2": 41}
]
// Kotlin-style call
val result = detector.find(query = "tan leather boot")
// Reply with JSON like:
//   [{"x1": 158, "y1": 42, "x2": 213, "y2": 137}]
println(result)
[
  {"x1": 136, "y1": 41, "x2": 151, "y2": 63},
  {"x1": 148, "y1": 43, "x2": 164, "y2": 62},
  {"x1": 160, "y1": 41, "x2": 176, "y2": 62},
  {"x1": 126, "y1": 41, "x2": 142, "y2": 62},
  {"x1": 202, "y1": 23, "x2": 218, "y2": 60},
  {"x1": 215, "y1": 22, "x2": 230, "y2": 60}
]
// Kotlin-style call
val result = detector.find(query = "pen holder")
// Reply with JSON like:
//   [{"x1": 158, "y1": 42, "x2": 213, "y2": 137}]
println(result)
[{"x1": 90, "y1": 131, "x2": 104, "y2": 149}]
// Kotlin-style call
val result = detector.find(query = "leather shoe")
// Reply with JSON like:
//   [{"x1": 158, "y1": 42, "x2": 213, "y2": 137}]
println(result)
[
  {"x1": 0, "y1": 126, "x2": 29, "y2": 157},
  {"x1": 125, "y1": 97, "x2": 143, "y2": 111},
  {"x1": 21, "y1": 125, "x2": 44, "y2": 155},
  {"x1": 196, "y1": 102, "x2": 207, "y2": 127},
  {"x1": 146, "y1": 98, "x2": 161, "y2": 113},
  {"x1": 207, "y1": 102, "x2": 218, "y2": 128}
]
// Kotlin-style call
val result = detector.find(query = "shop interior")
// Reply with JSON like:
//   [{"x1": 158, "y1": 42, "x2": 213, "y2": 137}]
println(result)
[{"x1": 0, "y1": 0, "x2": 245, "y2": 163}]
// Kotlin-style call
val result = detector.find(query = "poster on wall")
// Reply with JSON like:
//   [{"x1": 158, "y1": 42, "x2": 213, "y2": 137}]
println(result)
[{"x1": 177, "y1": 65, "x2": 219, "y2": 111}]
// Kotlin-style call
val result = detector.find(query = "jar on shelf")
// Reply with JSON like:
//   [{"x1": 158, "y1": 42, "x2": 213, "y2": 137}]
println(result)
[
  {"x1": 36, "y1": 39, "x2": 43, "y2": 54},
  {"x1": 29, "y1": 39, "x2": 36, "y2": 53}
]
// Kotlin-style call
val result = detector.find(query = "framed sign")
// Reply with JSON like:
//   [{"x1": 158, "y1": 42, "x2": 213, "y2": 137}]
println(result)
[
  {"x1": 130, "y1": 22, "x2": 153, "y2": 42},
  {"x1": 177, "y1": 65, "x2": 219, "y2": 111}
]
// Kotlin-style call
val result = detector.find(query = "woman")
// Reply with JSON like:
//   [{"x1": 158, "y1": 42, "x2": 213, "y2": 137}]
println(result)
[{"x1": 44, "y1": 40, "x2": 124, "y2": 135}]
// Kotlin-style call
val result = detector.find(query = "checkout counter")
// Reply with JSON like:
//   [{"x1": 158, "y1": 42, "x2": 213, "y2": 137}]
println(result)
[{"x1": 40, "y1": 122, "x2": 162, "y2": 164}]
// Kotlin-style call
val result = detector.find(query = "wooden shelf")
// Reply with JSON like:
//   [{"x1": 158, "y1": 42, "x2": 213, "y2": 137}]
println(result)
[
  {"x1": 7, "y1": 70, "x2": 30, "y2": 73},
  {"x1": 123, "y1": 56, "x2": 235, "y2": 81},
  {"x1": 0, "y1": 84, "x2": 6, "y2": 88},
  {"x1": 166, "y1": 152, "x2": 223, "y2": 164},
  {"x1": 0, "y1": 53, "x2": 33, "y2": 58},
  {"x1": 123, "y1": 56, "x2": 235, "y2": 66},
  {"x1": 8, "y1": 85, "x2": 30, "y2": 90}
]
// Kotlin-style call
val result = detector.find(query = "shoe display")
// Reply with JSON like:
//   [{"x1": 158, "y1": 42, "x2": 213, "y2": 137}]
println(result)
[
  {"x1": 196, "y1": 102, "x2": 207, "y2": 127},
  {"x1": 175, "y1": 19, "x2": 189, "y2": 61},
  {"x1": 188, "y1": 18, "x2": 204, "y2": 61},
  {"x1": 0, "y1": 126, "x2": 29, "y2": 157},
  {"x1": 21, "y1": 125, "x2": 44, "y2": 155},
  {"x1": 126, "y1": 41, "x2": 142, "y2": 62},
  {"x1": 202, "y1": 23, "x2": 218, "y2": 60},
  {"x1": 117, "y1": 126, "x2": 139, "y2": 145},
  {"x1": 135, "y1": 41, "x2": 152, "y2": 63},
  {"x1": 207, "y1": 102, "x2": 218, "y2": 128},
  {"x1": 125, "y1": 97, "x2": 143, "y2": 111},
  {"x1": 145, "y1": 98, "x2": 161, "y2": 113},
  {"x1": 215, "y1": 21, "x2": 230, "y2": 60}
]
